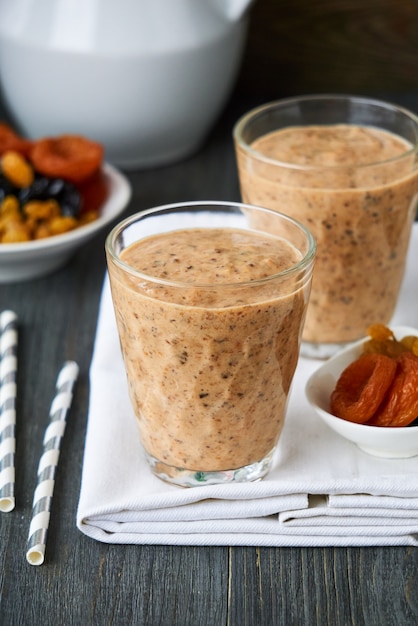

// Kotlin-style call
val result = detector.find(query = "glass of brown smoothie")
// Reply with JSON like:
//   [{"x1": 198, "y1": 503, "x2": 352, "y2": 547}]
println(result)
[
  {"x1": 233, "y1": 95, "x2": 418, "y2": 358},
  {"x1": 105, "y1": 201, "x2": 315, "y2": 486}
]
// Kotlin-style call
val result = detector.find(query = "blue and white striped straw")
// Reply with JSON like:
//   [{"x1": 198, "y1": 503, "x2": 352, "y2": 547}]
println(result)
[
  {"x1": 26, "y1": 360, "x2": 79, "y2": 566},
  {"x1": 0, "y1": 310, "x2": 18, "y2": 513}
]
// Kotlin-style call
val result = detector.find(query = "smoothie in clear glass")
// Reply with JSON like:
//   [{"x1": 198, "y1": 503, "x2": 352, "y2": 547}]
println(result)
[
  {"x1": 234, "y1": 95, "x2": 418, "y2": 358},
  {"x1": 106, "y1": 202, "x2": 315, "y2": 486}
]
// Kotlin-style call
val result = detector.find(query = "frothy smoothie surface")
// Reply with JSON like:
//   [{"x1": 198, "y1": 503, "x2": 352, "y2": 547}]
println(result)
[
  {"x1": 236, "y1": 123, "x2": 418, "y2": 344},
  {"x1": 252, "y1": 124, "x2": 411, "y2": 167},
  {"x1": 122, "y1": 227, "x2": 302, "y2": 285},
  {"x1": 109, "y1": 227, "x2": 310, "y2": 472}
]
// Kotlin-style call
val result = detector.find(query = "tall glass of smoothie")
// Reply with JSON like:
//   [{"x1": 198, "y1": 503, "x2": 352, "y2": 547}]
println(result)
[
  {"x1": 234, "y1": 95, "x2": 418, "y2": 358},
  {"x1": 105, "y1": 201, "x2": 315, "y2": 486}
]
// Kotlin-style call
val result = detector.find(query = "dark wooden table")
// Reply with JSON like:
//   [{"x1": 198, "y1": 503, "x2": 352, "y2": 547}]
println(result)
[{"x1": 1, "y1": 91, "x2": 418, "y2": 626}]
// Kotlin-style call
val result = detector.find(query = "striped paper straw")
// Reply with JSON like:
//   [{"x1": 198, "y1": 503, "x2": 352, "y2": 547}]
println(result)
[
  {"x1": 26, "y1": 360, "x2": 79, "y2": 566},
  {"x1": 0, "y1": 310, "x2": 18, "y2": 513}
]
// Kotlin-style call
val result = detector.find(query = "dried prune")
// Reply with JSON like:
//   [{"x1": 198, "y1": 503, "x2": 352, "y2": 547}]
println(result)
[
  {"x1": 58, "y1": 182, "x2": 82, "y2": 217},
  {"x1": 330, "y1": 353, "x2": 397, "y2": 424},
  {"x1": 18, "y1": 175, "x2": 50, "y2": 204},
  {"x1": 18, "y1": 175, "x2": 81, "y2": 217},
  {"x1": 30, "y1": 135, "x2": 103, "y2": 183},
  {"x1": 0, "y1": 174, "x2": 17, "y2": 201},
  {"x1": 368, "y1": 352, "x2": 418, "y2": 427}
]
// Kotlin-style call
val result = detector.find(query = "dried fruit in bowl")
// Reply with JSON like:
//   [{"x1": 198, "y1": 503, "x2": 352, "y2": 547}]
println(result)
[
  {"x1": 330, "y1": 353, "x2": 396, "y2": 424},
  {"x1": 368, "y1": 352, "x2": 418, "y2": 427},
  {"x1": 30, "y1": 135, "x2": 103, "y2": 184},
  {"x1": 0, "y1": 124, "x2": 107, "y2": 243},
  {"x1": 363, "y1": 323, "x2": 418, "y2": 358},
  {"x1": 1, "y1": 150, "x2": 34, "y2": 188},
  {"x1": 330, "y1": 325, "x2": 418, "y2": 427},
  {"x1": 77, "y1": 169, "x2": 109, "y2": 214}
]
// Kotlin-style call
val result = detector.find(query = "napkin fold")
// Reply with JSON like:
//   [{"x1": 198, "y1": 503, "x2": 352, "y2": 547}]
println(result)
[{"x1": 77, "y1": 224, "x2": 418, "y2": 547}]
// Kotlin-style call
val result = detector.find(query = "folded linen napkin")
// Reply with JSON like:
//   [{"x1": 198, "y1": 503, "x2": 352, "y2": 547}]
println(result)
[{"x1": 77, "y1": 224, "x2": 418, "y2": 547}]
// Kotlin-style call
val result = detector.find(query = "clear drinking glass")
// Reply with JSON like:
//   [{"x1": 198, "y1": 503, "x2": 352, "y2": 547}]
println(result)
[
  {"x1": 105, "y1": 201, "x2": 315, "y2": 486},
  {"x1": 234, "y1": 95, "x2": 418, "y2": 358}
]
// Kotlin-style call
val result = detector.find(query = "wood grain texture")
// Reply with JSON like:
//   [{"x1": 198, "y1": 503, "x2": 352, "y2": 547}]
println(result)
[
  {"x1": 1, "y1": 87, "x2": 418, "y2": 625},
  {"x1": 237, "y1": 0, "x2": 418, "y2": 98}
]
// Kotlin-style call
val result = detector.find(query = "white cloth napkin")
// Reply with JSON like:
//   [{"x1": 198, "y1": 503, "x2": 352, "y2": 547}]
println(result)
[{"x1": 77, "y1": 224, "x2": 418, "y2": 547}]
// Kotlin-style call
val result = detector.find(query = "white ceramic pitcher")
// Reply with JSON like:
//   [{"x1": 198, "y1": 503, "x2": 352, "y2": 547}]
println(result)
[{"x1": 0, "y1": 0, "x2": 254, "y2": 168}]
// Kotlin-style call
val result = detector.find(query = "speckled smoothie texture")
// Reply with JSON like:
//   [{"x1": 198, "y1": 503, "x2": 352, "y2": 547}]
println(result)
[
  {"x1": 236, "y1": 124, "x2": 418, "y2": 344},
  {"x1": 107, "y1": 227, "x2": 311, "y2": 471}
]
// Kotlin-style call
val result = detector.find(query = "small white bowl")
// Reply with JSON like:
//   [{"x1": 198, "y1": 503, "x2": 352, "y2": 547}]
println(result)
[
  {"x1": 305, "y1": 326, "x2": 418, "y2": 458},
  {"x1": 0, "y1": 163, "x2": 131, "y2": 282}
]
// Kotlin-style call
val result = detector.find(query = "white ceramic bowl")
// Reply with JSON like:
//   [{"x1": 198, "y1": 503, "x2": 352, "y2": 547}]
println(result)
[
  {"x1": 0, "y1": 1, "x2": 250, "y2": 168},
  {"x1": 0, "y1": 163, "x2": 131, "y2": 282},
  {"x1": 305, "y1": 326, "x2": 418, "y2": 458}
]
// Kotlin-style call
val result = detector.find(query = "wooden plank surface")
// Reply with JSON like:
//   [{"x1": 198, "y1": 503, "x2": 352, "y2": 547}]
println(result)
[
  {"x1": 1, "y1": 67, "x2": 418, "y2": 626},
  {"x1": 237, "y1": 0, "x2": 418, "y2": 98}
]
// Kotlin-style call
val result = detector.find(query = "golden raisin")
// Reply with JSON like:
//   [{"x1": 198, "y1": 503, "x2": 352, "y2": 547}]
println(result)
[
  {"x1": 1, "y1": 150, "x2": 34, "y2": 188},
  {"x1": 399, "y1": 336, "x2": 418, "y2": 356},
  {"x1": 363, "y1": 338, "x2": 406, "y2": 358},
  {"x1": 330, "y1": 353, "x2": 397, "y2": 424},
  {"x1": 23, "y1": 199, "x2": 61, "y2": 221},
  {"x1": 48, "y1": 215, "x2": 78, "y2": 235},
  {"x1": 367, "y1": 324, "x2": 395, "y2": 342},
  {"x1": 1, "y1": 220, "x2": 31, "y2": 243},
  {"x1": 0, "y1": 207, "x2": 23, "y2": 235},
  {"x1": 362, "y1": 324, "x2": 414, "y2": 358},
  {"x1": 0, "y1": 195, "x2": 20, "y2": 218},
  {"x1": 33, "y1": 223, "x2": 52, "y2": 239}
]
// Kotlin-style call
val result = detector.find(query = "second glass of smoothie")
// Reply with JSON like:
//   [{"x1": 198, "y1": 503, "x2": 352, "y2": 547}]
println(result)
[
  {"x1": 233, "y1": 95, "x2": 418, "y2": 358},
  {"x1": 106, "y1": 201, "x2": 315, "y2": 487}
]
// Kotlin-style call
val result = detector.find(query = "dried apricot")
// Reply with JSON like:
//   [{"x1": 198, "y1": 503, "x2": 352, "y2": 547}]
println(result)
[
  {"x1": 0, "y1": 123, "x2": 32, "y2": 157},
  {"x1": 368, "y1": 352, "x2": 418, "y2": 427},
  {"x1": 30, "y1": 135, "x2": 104, "y2": 184},
  {"x1": 76, "y1": 168, "x2": 108, "y2": 213},
  {"x1": 330, "y1": 353, "x2": 396, "y2": 424}
]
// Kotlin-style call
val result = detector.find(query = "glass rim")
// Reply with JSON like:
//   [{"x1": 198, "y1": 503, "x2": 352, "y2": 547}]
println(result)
[
  {"x1": 233, "y1": 93, "x2": 418, "y2": 172},
  {"x1": 105, "y1": 200, "x2": 316, "y2": 289}
]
